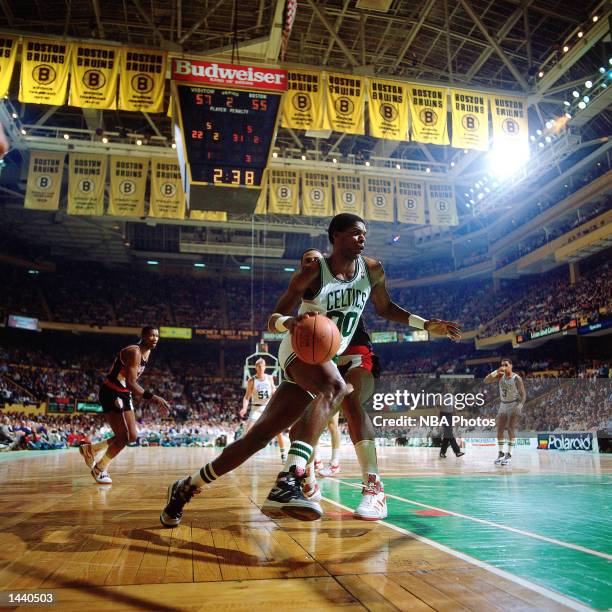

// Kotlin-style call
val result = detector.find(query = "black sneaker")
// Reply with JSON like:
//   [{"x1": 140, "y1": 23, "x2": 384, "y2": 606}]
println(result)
[
  {"x1": 455, "y1": 451, "x2": 465, "y2": 457},
  {"x1": 439, "y1": 452, "x2": 447, "y2": 458},
  {"x1": 160, "y1": 477, "x2": 200, "y2": 527},
  {"x1": 261, "y1": 466, "x2": 323, "y2": 521}
]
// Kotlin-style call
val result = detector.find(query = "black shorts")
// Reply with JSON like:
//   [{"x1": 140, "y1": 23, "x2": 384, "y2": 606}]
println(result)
[{"x1": 100, "y1": 384, "x2": 134, "y2": 413}]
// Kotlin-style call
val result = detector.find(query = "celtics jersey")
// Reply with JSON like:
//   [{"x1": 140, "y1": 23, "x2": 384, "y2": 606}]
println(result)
[
  {"x1": 499, "y1": 373, "x2": 521, "y2": 403},
  {"x1": 252, "y1": 375, "x2": 273, "y2": 406},
  {"x1": 300, "y1": 256, "x2": 372, "y2": 356}
]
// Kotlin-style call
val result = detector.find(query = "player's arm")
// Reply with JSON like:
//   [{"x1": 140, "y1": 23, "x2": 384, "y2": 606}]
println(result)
[
  {"x1": 269, "y1": 374, "x2": 277, "y2": 395},
  {"x1": 483, "y1": 369, "x2": 503, "y2": 384},
  {"x1": 516, "y1": 375, "x2": 527, "y2": 406},
  {"x1": 240, "y1": 378, "x2": 254, "y2": 417},
  {"x1": 366, "y1": 258, "x2": 462, "y2": 341},
  {"x1": 122, "y1": 347, "x2": 170, "y2": 409},
  {"x1": 268, "y1": 262, "x2": 320, "y2": 333}
]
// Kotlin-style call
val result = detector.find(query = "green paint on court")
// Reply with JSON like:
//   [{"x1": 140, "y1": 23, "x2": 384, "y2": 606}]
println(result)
[{"x1": 320, "y1": 474, "x2": 612, "y2": 610}]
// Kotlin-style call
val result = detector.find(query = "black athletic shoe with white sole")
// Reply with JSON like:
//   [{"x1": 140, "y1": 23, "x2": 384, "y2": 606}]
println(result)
[
  {"x1": 261, "y1": 466, "x2": 323, "y2": 521},
  {"x1": 160, "y1": 476, "x2": 200, "y2": 527}
]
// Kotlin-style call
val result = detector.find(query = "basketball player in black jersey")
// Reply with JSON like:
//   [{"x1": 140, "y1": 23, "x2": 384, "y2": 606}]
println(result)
[{"x1": 80, "y1": 326, "x2": 169, "y2": 484}]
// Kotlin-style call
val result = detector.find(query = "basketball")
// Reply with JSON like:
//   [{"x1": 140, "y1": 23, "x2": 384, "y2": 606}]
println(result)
[{"x1": 291, "y1": 314, "x2": 341, "y2": 364}]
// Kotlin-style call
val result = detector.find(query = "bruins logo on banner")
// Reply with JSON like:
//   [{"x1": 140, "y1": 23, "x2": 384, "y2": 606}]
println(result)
[
  {"x1": 427, "y1": 183, "x2": 458, "y2": 226},
  {"x1": 367, "y1": 79, "x2": 409, "y2": 141},
  {"x1": 268, "y1": 169, "x2": 299, "y2": 215},
  {"x1": 408, "y1": 84, "x2": 449, "y2": 145},
  {"x1": 67, "y1": 154, "x2": 107, "y2": 216},
  {"x1": 334, "y1": 174, "x2": 363, "y2": 216},
  {"x1": 325, "y1": 73, "x2": 364, "y2": 134},
  {"x1": 118, "y1": 48, "x2": 166, "y2": 112},
  {"x1": 19, "y1": 39, "x2": 71, "y2": 105},
  {"x1": 396, "y1": 179, "x2": 425, "y2": 225},
  {"x1": 0, "y1": 36, "x2": 18, "y2": 97},
  {"x1": 149, "y1": 158, "x2": 185, "y2": 219},
  {"x1": 70, "y1": 43, "x2": 119, "y2": 109},
  {"x1": 281, "y1": 70, "x2": 328, "y2": 131},
  {"x1": 301, "y1": 172, "x2": 332, "y2": 217},
  {"x1": 364, "y1": 176, "x2": 394, "y2": 222},
  {"x1": 108, "y1": 156, "x2": 148, "y2": 217},
  {"x1": 490, "y1": 95, "x2": 528, "y2": 149},
  {"x1": 451, "y1": 89, "x2": 489, "y2": 151},
  {"x1": 24, "y1": 151, "x2": 65, "y2": 211}
]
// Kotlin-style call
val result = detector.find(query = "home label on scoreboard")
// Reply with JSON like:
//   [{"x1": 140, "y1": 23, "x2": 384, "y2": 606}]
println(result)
[{"x1": 172, "y1": 60, "x2": 286, "y2": 214}]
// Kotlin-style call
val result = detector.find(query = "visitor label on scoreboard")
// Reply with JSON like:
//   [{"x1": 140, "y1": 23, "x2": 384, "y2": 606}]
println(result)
[
  {"x1": 119, "y1": 48, "x2": 166, "y2": 112},
  {"x1": 69, "y1": 42, "x2": 119, "y2": 109},
  {"x1": 364, "y1": 176, "x2": 394, "y2": 222},
  {"x1": 427, "y1": 183, "x2": 458, "y2": 226},
  {"x1": 19, "y1": 38, "x2": 71, "y2": 105},
  {"x1": 408, "y1": 84, "x2": 449, "y2": 145},
  {"x1": 172, "y1": 59, "x2": 286, "y2": 91},
  {"x1": 281, "y1": 69, "x2": 328, "y2": 130},
  {"x1": 396, "y1": 179, "x2": 425, "y2": 225}
]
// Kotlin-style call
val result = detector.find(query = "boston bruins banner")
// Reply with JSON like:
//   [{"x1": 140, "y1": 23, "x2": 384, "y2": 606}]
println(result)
[
  {"x1": 108, "y1": 156, "x2": 148, "y2": 217},
  {"x1": 268, "y1": 169, "x2": 299, "y2": 215},
  {"x1": 408, "y1": 84, "x2": 449, "y2": 145},
  {"x1": 281, "y1": 70, "x2": 328, "y2": 131},
  {"x1": 254, "y1": 171, "x2": 267, "y2": 214},
  {"x1": 301, "y1": 171, "x2": 332, "y2": 217},
  {"x1": 24, "y1": 151, "x2": 65, "y2": 211},
  {"x1": 67, "y1": 154, "x2": 107, "y2": 216},
  {"x1": 19, "y1": 39, "x2": 71, "y2": 105},
  {"x1": 149, "y1": 158, "x2": 185, "y2": 220},
  {"x1": 427, "y1": 183, "x2": 458, "y2": 226},
  {"x1": 70, "y1": 43, "x2": 119, "y2": 109},
  {"x1": 325, "y1": 73, "x2": 364, "y2": 134},
  {"x1": 364, "y1": 176, "x2": 394, "y2": 222},
  {"x1": 334, "y1": 174, "x2": 363, "y2": 217},
  {"x1": 451, "y1": 89, "x2": 489, "y2": 151},
  {"x1": 490, "y1": 95, "x2": 529, "y2": 151},
  {"x1": 0, "y1": 36, "x2": 18, "y2": 97},
  {"x1": 367, "y1": 78, "x2": 409, "y2": 141},
  {"x1": 118, "y1": 48, "x2": 166, "y2": 112},
  {"x1": 396, "y1": 179, "x2": 425, "y2": 225}
]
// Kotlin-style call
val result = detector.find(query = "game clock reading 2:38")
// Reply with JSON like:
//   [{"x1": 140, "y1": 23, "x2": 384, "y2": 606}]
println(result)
[{"x1": 176, "y1": 84, "x2": 281, "y2": 187}]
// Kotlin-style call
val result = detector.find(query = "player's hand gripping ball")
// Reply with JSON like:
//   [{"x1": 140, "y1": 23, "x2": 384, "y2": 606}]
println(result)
[{"x1": 291, "y1": 313, "x2": 341, "y2": 365}]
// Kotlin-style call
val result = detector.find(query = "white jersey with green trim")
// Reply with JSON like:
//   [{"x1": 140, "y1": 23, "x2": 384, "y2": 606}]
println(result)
[
  {"x1": 499, "y1": 373, "x2": 521, "y2": 403},
  {"x1": 299, "y1": 256, "x2": 372, "y2": 356}
]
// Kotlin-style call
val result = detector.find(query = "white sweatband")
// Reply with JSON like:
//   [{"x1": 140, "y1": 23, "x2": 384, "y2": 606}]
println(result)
[
  {"x1": 274, "y1": 315, "x2": 290, "y2": 332},
  {"x1": 408, "y1": 314, "x2": 428, "y2": 330},
  {"x1": 491, "y1": 370, "x2": 500, "y2": 378}
]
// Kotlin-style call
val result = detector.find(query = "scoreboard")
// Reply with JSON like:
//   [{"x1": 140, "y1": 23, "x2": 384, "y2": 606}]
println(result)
[{"x1": 172, "y1": 60, "x2": 286, "y2": 214}]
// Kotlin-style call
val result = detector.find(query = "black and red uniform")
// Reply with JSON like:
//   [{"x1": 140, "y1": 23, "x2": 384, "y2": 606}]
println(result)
[
  {"x1": 337, "y1": 317, "x2": 381, "y2": 378},
  {"x1": 99, "y1": 344, "x2": 148, "y2": 413}
]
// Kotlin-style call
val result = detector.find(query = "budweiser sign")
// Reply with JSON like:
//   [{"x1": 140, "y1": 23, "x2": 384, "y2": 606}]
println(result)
[{"x1": 172, "y1": 59, "x2": 286, "y2": 91}]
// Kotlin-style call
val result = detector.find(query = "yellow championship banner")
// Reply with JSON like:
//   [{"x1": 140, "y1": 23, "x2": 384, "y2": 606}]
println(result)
[
  {"x1": 108, "y1": 156, "x2": 148, "y2": 217},
  {"x1": 325, "y1": 73, "x2": 364, "y2": 134},
  {"x1": 364, "y1": 176, "x2": 394, "y2": 222},
  {"x1": 281, "y1": 70, "x2": 328, "y2": 131},
  {"x1": 334, "y1": 174, "x2": 363, "y2": 216},
  {"x1": 268, "y1": 169, "x2": 299, "y2": 215},
  {"x1": 0, "y1": 36, "x2": 18, "y2": 97},
  {"x1": 118, "y1": 48, "x2": 166, "y2": 112},
  {"x1": 149, "y1": 158, "x2": 185, "y2": 220},
  {"x1": 490, "y1": 95, "x2": 529, "y2": 150},
  {"x1": 301, "y1": 171, "x2": 332, "y2": 217},
  {"x1": 19, "y1": 39, "x2": 71, "y2": 105},
  {"x1": 67, "y1": 154, "x2": 107, "y2": 216},
  {"x1": 427, "y1": 183, "x2": 458, "y2": 226},
  {"x1": 189, "y1": 210, "x2": 228, "y2": 221},
  {"x1": 24, "y1": 151, "x2": 65, "y2": 211},
  {"x1": 450, "y1": 89, "x2": 489, "y2": 151},
  {"x1": 254, "y1": 171, "x2": 267, "y2": 214},
  {"x1": 69, "y1": 43, "x2": 119, "y2": 109},
  {"x1": 367, "y1": 78, "x2": 409, "y2": 141},
  {"x1": 396, "y1": 179, "x2": 425, "y2": 225},
  {"x1": 408, "y1": 84, "x2": 449, "y2": 145}
]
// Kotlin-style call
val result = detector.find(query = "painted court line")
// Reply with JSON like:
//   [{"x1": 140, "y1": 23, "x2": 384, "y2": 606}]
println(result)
[
  {"x1": 321, "y1": 496, "x2": 593, "y2": 612},
  {"x1": 331, "y1": 477, "x2": 612, "y2": 562}
]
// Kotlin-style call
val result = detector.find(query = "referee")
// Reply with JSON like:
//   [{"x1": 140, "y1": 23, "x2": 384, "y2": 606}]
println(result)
[{"x1": 439, "y1": 388, "x2": 465, "y2": 459}]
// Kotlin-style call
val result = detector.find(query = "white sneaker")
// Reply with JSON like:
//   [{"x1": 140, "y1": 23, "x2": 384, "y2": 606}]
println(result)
[
  {"x1": 354, "y1": 474, "x2": 387, "y2": 521},
  {"x1": 501, "y1": 454, "x2": 512, "y2": 465},
  {"x1": 318, "y1": 463, "x2": 340, "y2": 478},
  {"x1": 91, "y1": 464, "x2": 112, "y2": 484},
  {"x1": 494, "y1": 452, "x2": 505, "y2": 465},
  {"x1": 79, "y1": 443, "x2": 95, "y2": 468},
  {"x1": 303, "y1": 481, "x2": 322, "y2": 502}
]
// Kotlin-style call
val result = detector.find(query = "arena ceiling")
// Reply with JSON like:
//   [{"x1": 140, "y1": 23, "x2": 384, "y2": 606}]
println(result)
[{"x1": 0, "y1": 0, "x2": 610, "y2": 270}]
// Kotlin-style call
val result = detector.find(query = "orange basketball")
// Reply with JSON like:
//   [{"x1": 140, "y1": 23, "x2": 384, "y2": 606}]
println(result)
[{"x1": 291, "y1": 314, "x2": 341, "y2": 365}]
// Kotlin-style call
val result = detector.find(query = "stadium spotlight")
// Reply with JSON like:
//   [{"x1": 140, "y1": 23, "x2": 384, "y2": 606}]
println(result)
[
  {"x1": 563, "y1": 45, "x2": 569, "y2": 53},
  {"x1": 536, "y1": 129, "x2": 542, "y2": 135},
  {"x1": 450, "y1": 161, "x2": 455, "y2": 167},
  {"x1": 395, "y1": 163, "x2": 400, "y2": 169},
  {"x1": 477, "y1": 192, "x2": 484, "y2": 199},
  {"x1": 565, "y1": 112, "x2": 572, "y2": 119},
  {"x1": 20, "y1": 128, "x2": 26, "y2": 135},
  {"x1": 63, "y1": 133, "x2": 70, "y2": 140},
  {"x1": 425, "y1": 167, "x2": 431, "y2": 173},
  {"x1": 136, "y1": 139, "x2": 143, "y2": 146},
  {"x1": 600, "y1": 67, "x2": 606, "y2": 74},
  {"x1": 11, "y1": 112, "x2": 17, "y2": 119},
  {"x1": 545, "y1": 120, "x2": 553, "y2": 129},
  {"x1": 585, "y1": 80, "x2": 593, "y2": 88},
  {"x1": 583, "y1": 95, "x2": 590, "y2": 103},
  {"x1": 301, "y1": 154, "x2": 306, "y2": 161},
  {"x1": 609, "y1": 58, "x2": 612, "y2": 65},
  {"x1": 545, "y1": 136, "x2": 552, "y2": 143},
  {"x1": 593, "y1": 15, "x2": 599, "y2": 22},
  {"x1": 572, "y1": 90, "x2": 580, "y2": 97},
  {"x1": 538, "y1": 71, "x2": 544, "y2": 78},
  {"x1": 563, "y1": 100, "x2": 571, "y2": 106},
  {"x1": 469, "y1": 199, "x2": 475, "y2": 205},
  {"x1": 171, "y1": 142, "x2": 177, "y2": 149},
  {"x1": 239, "y1": 265, "x2": 251, "y2": 270},
  {"x1": 578, "y1": 31, "x2": 584, "y2": 38},
  {"x1": 365, "y1": 160, "x2": 370, "y2": 166},
  {"x1": 272, "y1": 151, "x2": 278, "y2": 158},
  {"x1": 487, "y1": 141, "x2": 529, "y2": 178},
  {"x1": 578, "y1": 101, "x2": 586, "y2": 109},
  {"x1": 332, "y1": 158, "x2": 338, "y2": 163},
  {"x1": 147, "y1": 260, "x2": 159, "y2": 265},
  {"x1": 538, "y1": 142, "x2": 545, "y2": 148},
  {"x1": 530, "y1": 135, "x2": 536, "y2": 141},
  {"x1": 193, "y1": 263, "x2": 206, "y2": 268},
  {"x1": 102, "y1": 136, "x2": 109, "y2": 144}
]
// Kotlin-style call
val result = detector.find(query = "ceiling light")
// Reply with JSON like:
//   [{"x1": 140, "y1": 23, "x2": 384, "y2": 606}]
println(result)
[
  {"x1": 538, "y1": 71, "x2": 544, "y2": 78},
  {"x1": 365, "y1": 161, "x2": 370, "y2": 166},
  {"x1": 563, "y1": 45, "x2": 569, "y2": 53},
  {"x1": 272, "y1": 151, "x2": 278, "y2": 158},
  {"x1": 63, "y1": 133, "x2": 70, "y2": 140},
  {"x1": 332, "y1": 158, "x2": 337, "y2": 163},
  {"x1": 136, "y1": 139, "x2": 143, "y2": 146},
  {"x1": 585, "y1": 80, "x2": 593, "y2": 88},
  {"x1": 572, "y1": 90, "x2": 580, "y2": 98},
  {"x1": 577, "y1": 31, "x2": 583, "y2": 38},
  {"x1": 102, "y1": 136, "x2": 109, "y2": 144},
  {"x1": 425, "y1": 167, "x2": 431, "y2": 173},
  {"x1": 593, "y1": 15, "x2": 599, "y2": 22},
  {"x1": 171, "y1": 142, "x2": 177, "y2": 149},
  {"x1": 147, "y1": 260, "x2": 159, "y2": 265},
  {"x1": 194, "y1": 263, "x2": 206, "y2": 268}
]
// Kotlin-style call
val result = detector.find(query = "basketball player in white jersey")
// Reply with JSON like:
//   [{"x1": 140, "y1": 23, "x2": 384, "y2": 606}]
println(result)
[
  {"x1": 240, "y1": 358, "x2": 287, "y2": 461},
  {"x1": 160, "y1": 214, "x2": 460, "y2": 526},
  {"x1": 484, "y1": 358, "x2": 526, "y2": 465}
]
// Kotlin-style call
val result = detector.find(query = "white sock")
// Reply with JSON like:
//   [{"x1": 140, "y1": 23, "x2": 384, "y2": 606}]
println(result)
[
  {"x1": 331, "y1": 447, "x2": 340, "y2": 465},
  {"x1": 313, "y1": 445, "x2": 319, "y2": 463},
  {"x1": 284, "y1": 441, "x2": 313, "y2": 472},
  {"x1": 191, "y1": 462, "x2": 218, "y2": 488},
  {"x1": 305, "y1": 460, "x2": 317, "y2": 486},
  {"x1": 354, "y1": 439, "x2": 378, "y2": 483}
]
